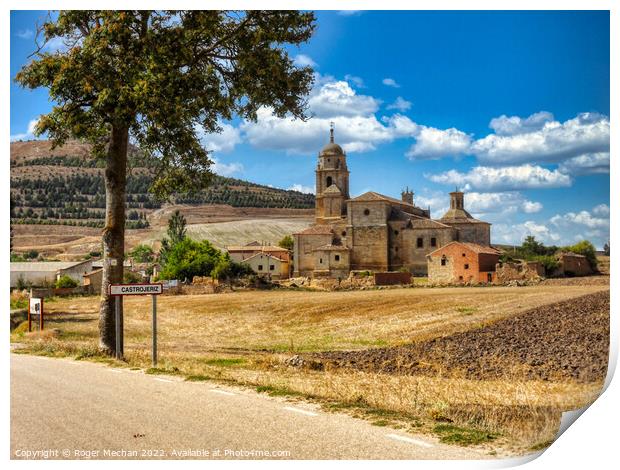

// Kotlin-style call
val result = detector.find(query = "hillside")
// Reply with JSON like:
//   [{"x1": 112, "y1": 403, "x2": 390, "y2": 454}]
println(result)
[{"x1": 10, "y1": 140, "x2": 315, "y2": 229}]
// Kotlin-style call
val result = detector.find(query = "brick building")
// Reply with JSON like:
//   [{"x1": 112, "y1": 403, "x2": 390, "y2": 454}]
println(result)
[
  {"x1": 293, "y1": 127, "x2": 492, "y2": 277},
  {"x1": 427, "y1": 241, "x2": 501, "y2": 284}
]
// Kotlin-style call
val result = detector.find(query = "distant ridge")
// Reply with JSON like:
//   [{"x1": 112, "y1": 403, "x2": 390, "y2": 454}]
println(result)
[{"x1": 10, "y1": 140, "x2": 315, "y2": 228}]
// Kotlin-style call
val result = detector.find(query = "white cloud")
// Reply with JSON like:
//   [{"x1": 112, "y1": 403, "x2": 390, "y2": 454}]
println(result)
[
  {"x1": 344, "y1": 74, "x2": 365, "y2": 88},
  {"x1": 558, "y1": 152, "x2": 609, "y2": 175},
  {"x1": 211, "y1": 158, "x2": 243, "y2": 176},
  {"x1": 382, "y1": 78, "x2": 400, "y2": 88},
  {"x1": 196, "y1": 122, "x2": 242, "y2": 153},
  {"x1": 288, "y1": 184, "x2": 314, "y2": 194},
  {"x1": 551, "y1": 210, "x2": 609, "y2": 230},
  {"x1": 338, "y1": 10, "x2": 363, "y2": 16},
  {"x1": 472, "y1": 112, "x2": 610, "y2": 165},
  {"x1": 241, "y1": 79, "x2": 418, "y2": 154},
  {"x1": 386, "y1": 96, "x2": 412, "y2": 112},
  {"x1": 16, "y1": 29, "x2": 34, "y2": 39},
  {"x1": 522, "y1": 201, "x2": 543, "y2": 213},
  {"x1": 464, "y1": 192, "x2": 543, "y2": 217},
  {"x1": 488, "y1": 111, "x2": 554, "y2": 136},
  {"x1": 592, "y1": 204, "x2": 610, "y2": 216},
  {"x1": 426, "y1": 164, "x2": 571, "y2": 191},
  {"x1": 406, "y1": 127, "x2": 472, "y2": 160},
  {"x1": 242, "y1": 107, "x2": 401, "y2": 154},
  {"x1": 293, "y1": 54, "x2": 317, "y2": 68},
  {"x1": 493, "y1": 221, "x2": 561, "y2": 245},
  {"x1": 308, "y1": 80, "x2": 380, "y2": 118},
  {"x1": 10, "y1": 118, "x2": 40, "y2": 141}
]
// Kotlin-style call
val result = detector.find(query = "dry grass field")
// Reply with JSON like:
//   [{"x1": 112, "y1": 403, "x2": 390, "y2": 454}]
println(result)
[{"x1": 11, "y1": 281, "x2": 609, "y2": 455}]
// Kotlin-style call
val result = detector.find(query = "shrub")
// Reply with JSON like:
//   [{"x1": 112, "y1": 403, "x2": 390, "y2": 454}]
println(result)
[
  {"x1": 278, "y1": 235, "x2": 294, "y2": 251},
  {"x1": 55, "y1": 275, "x2": 78, "y2": 288},
  {"x1": 159, "y1": 238, "x2": 225, "y2": 281},
  {"x1": 130, "y1": 244, "x2": 155, "y2": 263}
]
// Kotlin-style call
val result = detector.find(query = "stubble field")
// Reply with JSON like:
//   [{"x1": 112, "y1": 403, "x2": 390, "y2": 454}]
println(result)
[{"x1": 11, "y1": 280, "x2": 610, "y2": 455}]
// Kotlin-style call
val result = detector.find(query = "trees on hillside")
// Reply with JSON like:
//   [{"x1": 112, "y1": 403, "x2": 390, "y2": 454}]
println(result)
[{"x1": 16, "y1": 10, "x2": 316, "y2": 355}]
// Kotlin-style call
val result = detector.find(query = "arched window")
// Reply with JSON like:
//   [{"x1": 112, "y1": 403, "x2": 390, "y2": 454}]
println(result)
[{"x1": 326, "y1": 176, "x2": 333, "y2": 187}]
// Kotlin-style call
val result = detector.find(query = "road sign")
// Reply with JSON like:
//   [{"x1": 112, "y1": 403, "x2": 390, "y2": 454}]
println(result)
[
  {"x1": 29, "y1": 298, "x2": 42, "y2": 315},
  {"x1": 109, "y1": 283, "x2": 163, "y2": 296},
  {"x1": 28, "y1": 297, "x2": 44, "y2": 332},
  {"x1": 108, "y1": 283, "x2": 162, "y2": 365}
]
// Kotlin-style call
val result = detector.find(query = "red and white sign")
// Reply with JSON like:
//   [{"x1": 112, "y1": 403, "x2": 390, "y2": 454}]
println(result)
[{"x1": 109, "y1": 283, "x2": 163, "y2": 296}]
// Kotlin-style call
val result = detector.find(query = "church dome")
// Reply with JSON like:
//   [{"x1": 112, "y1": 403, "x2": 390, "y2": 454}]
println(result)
[
  {"x1": 320, "y1": 142, "x2": 344, "y2": 155},
  {"x1": 320, "y1": 125, "x2": 344, "y2": 155}
]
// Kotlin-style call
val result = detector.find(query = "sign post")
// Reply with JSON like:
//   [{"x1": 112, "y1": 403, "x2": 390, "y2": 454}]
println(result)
[
  {"x1": 109, "y1": 283, "x2": 163, "y2": 365},
  {"x1": 28, "y1": 298, "x2": 43, "y2": 332},
  {"x1": 152, "y1": 295, "x2": 157, "y2": 367}
]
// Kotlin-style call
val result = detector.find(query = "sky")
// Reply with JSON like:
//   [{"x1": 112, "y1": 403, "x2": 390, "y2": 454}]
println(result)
[{"x1": 9, "y1": 10, "x2": 610, "y2": 248}]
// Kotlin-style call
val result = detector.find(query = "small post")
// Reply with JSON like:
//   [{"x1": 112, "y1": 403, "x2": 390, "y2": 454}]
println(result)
[
  {"x1": 115, "y1": 296, "x2": 121, "y2": 360},
  {"x1": 28, "y1": 299, "x2": 32, "y2": 333},
  {"x1": 39, "y1": 299, "x2": 44, "y2": 331},
  {"x1": 152, "y1": 294, "x2": 157, "y2": 367}
]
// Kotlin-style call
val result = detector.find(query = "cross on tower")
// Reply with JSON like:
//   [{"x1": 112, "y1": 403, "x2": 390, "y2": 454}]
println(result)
[{"x1": 329, "y1": 121, "x2": 335, "y2": 143}]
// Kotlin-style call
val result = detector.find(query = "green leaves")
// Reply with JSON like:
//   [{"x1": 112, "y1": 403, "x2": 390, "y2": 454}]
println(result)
[{"x1": 15, "y1": 10, "x2": 316, "y2": 198}]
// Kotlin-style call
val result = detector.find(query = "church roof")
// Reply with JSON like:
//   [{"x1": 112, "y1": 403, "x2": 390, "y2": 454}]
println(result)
[
  {"x1": 440, "y1": 209, "x2": 490, "y2": 224},
  {"x1": 349, "y1": 191, "x2": 416, "y2": 207},
  {"x1": 294, "y1": 225, "x2": 334, "y2": 235},
  {"x1": 320, "y1": 142, "x2": 344, "y2": 155},
  {"x1": 320, "y1": 126, "x2": 344, "y2": 155}
]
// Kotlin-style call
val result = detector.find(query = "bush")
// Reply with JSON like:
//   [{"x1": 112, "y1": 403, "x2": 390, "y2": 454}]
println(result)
[
  {"x1": 130, "y1": 244, "x2": 155, "y2": 263},
  {"x1": 55, "y1": 275, "x2": 78, "y2": 288},
  {"x1": 159, "y1": 238, "x2": 225, "y2": 281},
  {"x1": 278, "y1": 235, "x2": 294, "y2": 251},
  {"x1": 211, "y1": 257, "x2": 254, "y2": 281}
]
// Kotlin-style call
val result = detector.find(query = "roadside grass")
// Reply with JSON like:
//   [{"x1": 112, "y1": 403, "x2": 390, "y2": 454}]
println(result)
[
  {"x1": 9, "y1": 284, "x2": 607, "y2": 455},
  {"x1": 433, "y1": 424, "x2": 497, "y2": 446}
]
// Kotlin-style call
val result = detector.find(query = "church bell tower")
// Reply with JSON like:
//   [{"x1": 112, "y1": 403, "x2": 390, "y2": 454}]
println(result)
[{"x1": 315, "y1": 124, "x2": 350, "y2": 224}]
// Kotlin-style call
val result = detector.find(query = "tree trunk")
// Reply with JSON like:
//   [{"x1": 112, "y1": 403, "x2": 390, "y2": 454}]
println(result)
[{"x1": 99, "y1": 125, "x2": 129, "y2": 355}]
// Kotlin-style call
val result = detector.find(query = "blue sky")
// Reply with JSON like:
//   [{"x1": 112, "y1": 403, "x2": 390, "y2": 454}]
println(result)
[{"x1": 10, "y1": 10, "x2": 610, "y2": 248}]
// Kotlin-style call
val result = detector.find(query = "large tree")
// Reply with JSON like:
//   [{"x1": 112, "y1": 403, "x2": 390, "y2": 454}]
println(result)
[{"x1": 16, "y1": 10, "x2": 315, "y2": 355}]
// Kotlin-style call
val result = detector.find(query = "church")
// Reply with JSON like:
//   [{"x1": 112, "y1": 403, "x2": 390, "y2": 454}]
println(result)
[{"x1": 293, "y1": 127, "x2": 492, "y2": 278}]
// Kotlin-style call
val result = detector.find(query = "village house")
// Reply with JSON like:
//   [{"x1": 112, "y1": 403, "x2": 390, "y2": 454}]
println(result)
[
  {"x1": 227, "y1": 242, "x2": 291, "y2": 278},
  {"x1": 10, "y1": 260, "x2": 94, "y2": 288},
  {"x1": 293, "y1": 127, "x2": 492, "y2": 278},
  {"x1": 427, "y1": 242, "x2": 501, "y2": 284}
]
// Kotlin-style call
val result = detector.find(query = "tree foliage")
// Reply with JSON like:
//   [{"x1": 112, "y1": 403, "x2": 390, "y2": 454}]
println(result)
[
  {"x1": 278, "y1": 234, "x2": 294, "y2": 251},
  {"x1": 159, "y1": 210, "x2": 187, "y2": 263},
  {"x1": 129, "y1": 244, "x2": 154, "y2": 263},
  {"x1": 158, "y1": 238, "x2": 224, "y2": 281},
  {"x1": 15, "y1": 10, "x2": 316, "y2": 198}
]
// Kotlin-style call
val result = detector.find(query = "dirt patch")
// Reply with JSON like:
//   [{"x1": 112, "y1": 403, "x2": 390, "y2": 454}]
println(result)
[{"x1": 311, "y1": 290, "x2": 609, "y2": 383}]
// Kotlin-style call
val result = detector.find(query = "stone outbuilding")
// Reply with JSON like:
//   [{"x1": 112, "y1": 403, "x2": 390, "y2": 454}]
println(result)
[
  {"x1": 555, "y1": 252, "x2": 593, "y2": 276},
  {"x1": 427, "y1": 241, "x2": 501, "y2": 284}
]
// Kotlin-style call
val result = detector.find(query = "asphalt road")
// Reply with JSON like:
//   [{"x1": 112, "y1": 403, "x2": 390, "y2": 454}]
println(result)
[{"x1": 11, "y1": 353, "x2": 488, "y2": 460}]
